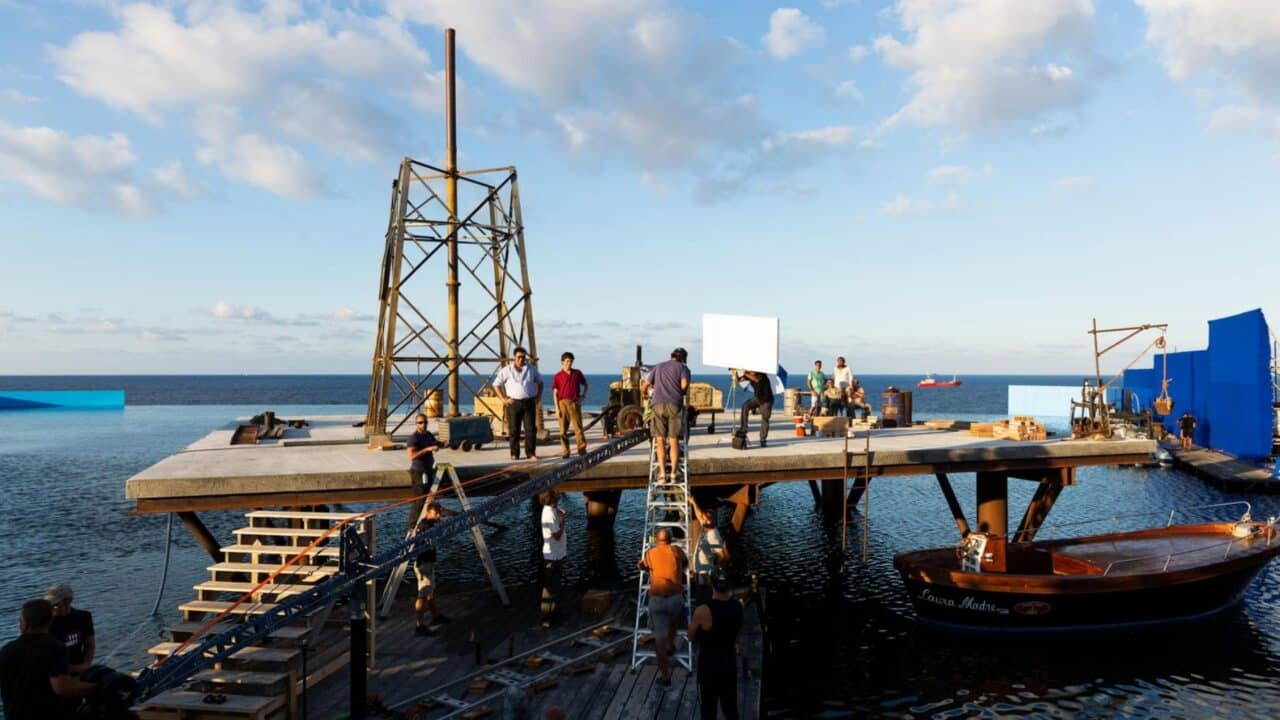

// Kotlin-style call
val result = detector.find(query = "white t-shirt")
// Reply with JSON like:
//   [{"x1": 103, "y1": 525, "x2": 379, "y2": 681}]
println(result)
[
  {"x1": 833, "y1": 366, "x2": 854, "y2": 389},
  {"x1": 541, "y1": 504, "x2": 566, "y2": 561},
  {"x1": 694, "y1": 527, "x2": 724, "y2": 575}
]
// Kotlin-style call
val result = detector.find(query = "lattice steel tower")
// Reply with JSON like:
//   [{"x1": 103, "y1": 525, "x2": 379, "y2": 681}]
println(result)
[{"x1": 365, "y1": 29, "x2": 538, "y2": 437}]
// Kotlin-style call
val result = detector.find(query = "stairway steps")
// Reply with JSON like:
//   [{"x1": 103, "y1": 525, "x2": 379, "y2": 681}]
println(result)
[
  {"x1": 148, "y1": 642, "x2": 299, "y2": 671},
  {"x1": 133, "y1": 689, "x2": 286, "y2": 720},
  {"x1": 194, "y1": 581, "x2": 315, "y2": 602},
  {"x1": 207, "y1": 562, "x2": 336, "y2": 583},
  {"x1": 165, "y1": 621, "x2": 310, "y2": 645}
]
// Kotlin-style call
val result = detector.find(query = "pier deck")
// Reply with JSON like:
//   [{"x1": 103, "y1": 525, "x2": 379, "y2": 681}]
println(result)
[
  {"x1": 126, "y1": 415, "x2": 1155, "y2": 513},
  {"x1": 1170, "y1": 442, "x2": 1280, "y2": 493}
]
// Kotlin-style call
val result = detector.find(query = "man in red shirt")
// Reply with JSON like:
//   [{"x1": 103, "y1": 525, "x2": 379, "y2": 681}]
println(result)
[{"x1": 552, "y1": 352, "x2": 589, "y2": 458}]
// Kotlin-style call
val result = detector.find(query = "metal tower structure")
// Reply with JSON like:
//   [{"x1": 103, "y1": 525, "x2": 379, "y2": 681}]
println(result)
[{"x1": 366, "y1": 29, "x2": 538, "y2": 436}]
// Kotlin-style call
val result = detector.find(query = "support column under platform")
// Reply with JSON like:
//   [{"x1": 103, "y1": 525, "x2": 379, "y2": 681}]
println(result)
[
  {"x1": 1013, "y1": 467, "x2": 1074, "y2": 543},
  {"x1": 583, "y1": 490, "x2": 621, "y2": 530},
  {"x1": 821, "y1": 478, "x2": 844, "y2": 521},
  {"x1": 975, "y1": 471, "x2": 1008, "y2": 537},
  {"x1": 178, "y1": 511, "x2": 222, "y2": 562}
]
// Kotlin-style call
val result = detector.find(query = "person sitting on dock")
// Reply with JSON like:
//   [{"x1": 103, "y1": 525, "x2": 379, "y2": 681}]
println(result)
[
  {"x1": 44, "y1": 585, "x2": 94, "y2": 677},
  {"x1": 688, "y1": 569, "x2": 742, "y2": 720},
  {"x1": 637, "y1": 528, "x2": 688, "y2": 686},
  {"x1": 848, "y1": 381, "x2": 872, "y2": 421},
  {"x1": 552, "y1": 351, "x2": 589, "y2": 458},
  {"x1": 642, "y1": 348, "x2": 691, "y2": 482},
  {"x1": 540, "y1": 489, "x2": 567, "y2": 629},
  {"x1": 1178, "y1": 412, "x2": 1197, "y2": 450},
  {"x1": 822, "y1": 379, "x2": 846, "y2": 417},
  {"x1": 407, "y1": 413, "x2": 440, "y2": 490},
  {"x1": 807, "y1": 361, "x2": 826, "y2": 417},
  {"x1": 494, "y1": 347, "x2": 544, "y2": 461},
  {"x1": 413, "y1": 503, "x2": 451, "y2": 636},
  {"x1": 0, "y1": 598, "x2": 97, "y2": 720},
  {"x1": 738, "y1": 370, "x2": 773, "y2": 448}
]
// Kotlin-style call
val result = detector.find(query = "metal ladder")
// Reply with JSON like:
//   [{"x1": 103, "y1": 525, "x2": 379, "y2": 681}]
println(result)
[{"x1": 631, "y1": 412, "x2": 692, "y2": 670}]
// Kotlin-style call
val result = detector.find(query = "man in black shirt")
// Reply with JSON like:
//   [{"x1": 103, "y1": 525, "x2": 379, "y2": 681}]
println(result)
[
  {"x1": 46, "y1": 583, "x2": 94, "y2": 674},
  {"x1": 0, "y1": 599, "x2": 96, "y2": 720},
  {"x1": 688, "y1": 570, "x2": 743, "y2": 720},
  {"x1": 738, "y1": 370, "x2": 774, "y2": 448},
  {"x1": 407, "y1": 413, "x2": 440, "y2": 490}
]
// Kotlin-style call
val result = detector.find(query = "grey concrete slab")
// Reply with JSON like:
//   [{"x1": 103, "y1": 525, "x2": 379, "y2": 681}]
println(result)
[{"x1": 126, "y1": 414, "x2": 1156, "y2": 507}]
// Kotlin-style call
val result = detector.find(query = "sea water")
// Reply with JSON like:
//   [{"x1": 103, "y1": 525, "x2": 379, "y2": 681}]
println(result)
[{"x1": 1, "y1": 375, "x2": 1278, "y2": 718}]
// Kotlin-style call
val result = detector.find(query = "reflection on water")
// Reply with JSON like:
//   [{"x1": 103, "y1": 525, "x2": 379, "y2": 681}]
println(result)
[{"x1": 3, "y1": 403, "x2": 1280, "y2": 719}]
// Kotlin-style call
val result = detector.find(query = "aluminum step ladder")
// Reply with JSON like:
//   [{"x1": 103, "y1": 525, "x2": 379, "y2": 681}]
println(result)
[{"x1": 631, "y1": 411, "x2": 693, "y2": 671}]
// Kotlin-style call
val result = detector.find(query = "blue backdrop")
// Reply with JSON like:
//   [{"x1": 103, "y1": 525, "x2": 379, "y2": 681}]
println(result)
[{"x1": 1123, "y1": 309, "x2": 1271, "y2": 459}]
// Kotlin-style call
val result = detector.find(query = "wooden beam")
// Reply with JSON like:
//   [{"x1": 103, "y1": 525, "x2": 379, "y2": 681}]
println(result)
[
  {"x1": 1013, "y1": 479, "x2": 1065, "y2": 543},
  {"x1": 934, "y1": 473, "x2": 970, "y2": 538},
  {"x1": 177, "y1": 511, "x2": 222, "y2": 562}
]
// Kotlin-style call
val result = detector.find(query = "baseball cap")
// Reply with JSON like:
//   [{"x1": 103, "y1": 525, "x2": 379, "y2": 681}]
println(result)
[{"x1": 44, "y1": 583, "x2": 73, "y2": 604}]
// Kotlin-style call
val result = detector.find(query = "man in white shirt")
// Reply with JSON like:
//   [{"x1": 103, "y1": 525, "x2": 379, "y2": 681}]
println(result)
[
  {"x1": 693, "y1": 508, "x2": 728, "y2": 605},
  {"x1": 493, "y1": 347, "x2": 544, "y2": 461},
  {"x1": 540, "y1": 489, "x2": 567, "y2": 628}
]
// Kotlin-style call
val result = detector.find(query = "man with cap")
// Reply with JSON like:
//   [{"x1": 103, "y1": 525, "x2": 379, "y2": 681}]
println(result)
[
  {"x1": 46, "y1": 584, "x2": 95, "y2": 675},
  {"x1": 641, "y1": 348, "x2": 691, "y2": 482},
  {"x1": 688, "y1": 569, "x2": 743, "y2": 720},
  {"x1": 0, "y1": 598, "x2": 97, "y2": 720}
]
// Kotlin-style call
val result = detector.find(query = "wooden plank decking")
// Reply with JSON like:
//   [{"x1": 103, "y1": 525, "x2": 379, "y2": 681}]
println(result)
[
  {"x1": 303, "y1": 582, "x2": 762, "y2": 719},
  {"x1": 1170, "y1": 443, "x2": 1280, "y2": 493}
]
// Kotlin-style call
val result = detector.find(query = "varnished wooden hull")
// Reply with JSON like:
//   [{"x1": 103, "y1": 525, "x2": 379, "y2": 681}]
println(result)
[{"x1": 894, "y1": 522, "x2": 1280, "y2": 632}]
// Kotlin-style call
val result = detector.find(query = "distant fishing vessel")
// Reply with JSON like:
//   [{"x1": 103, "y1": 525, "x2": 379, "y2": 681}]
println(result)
[
  {"x1": 895, "y1": 504, "x2": 1280, "y2": 632},
  {"x1": 918, "y1": 374, "x2": 962, "y2": 388}
]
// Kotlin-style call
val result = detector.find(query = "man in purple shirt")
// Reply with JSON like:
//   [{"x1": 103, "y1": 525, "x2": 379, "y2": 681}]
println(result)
[{"x1": 641, "y1": 347, "x2": 691, "y2": 482}]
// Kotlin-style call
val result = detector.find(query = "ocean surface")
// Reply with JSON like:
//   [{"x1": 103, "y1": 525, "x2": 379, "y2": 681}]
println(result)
[{"x1": 2, "y1": 374, "x2": 1279, "y2": 719}]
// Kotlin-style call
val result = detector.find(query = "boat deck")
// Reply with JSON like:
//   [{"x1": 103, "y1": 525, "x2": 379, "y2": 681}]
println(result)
[{"x1": 1056, "y1": 526, "x2": 1277, "y2": 576}]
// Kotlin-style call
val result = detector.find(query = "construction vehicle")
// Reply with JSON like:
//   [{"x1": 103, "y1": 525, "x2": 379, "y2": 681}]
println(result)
[{"x1": 601, "y1": 346, "x2": 724, "y2": 436}]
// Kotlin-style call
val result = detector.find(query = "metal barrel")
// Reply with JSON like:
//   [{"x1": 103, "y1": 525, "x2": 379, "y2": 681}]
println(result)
[{"x1": 881, "y1": 387, "x2": 903, "y2": 428}]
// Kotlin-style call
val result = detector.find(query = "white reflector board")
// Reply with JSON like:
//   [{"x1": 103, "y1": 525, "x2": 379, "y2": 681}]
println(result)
[{"x1": 702, "y1": 314, "x2": 779, "y2": 373}]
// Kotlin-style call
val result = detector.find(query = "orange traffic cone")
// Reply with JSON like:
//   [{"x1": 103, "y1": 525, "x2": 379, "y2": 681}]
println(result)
[{"x1": 794, "y1": 416, "x2": 805, "y2": 437}]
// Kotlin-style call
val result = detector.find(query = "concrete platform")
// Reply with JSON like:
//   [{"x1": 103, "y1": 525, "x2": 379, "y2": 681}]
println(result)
[{"x1": 125, "y1": 415, "x2": 1155, "y2": 513}]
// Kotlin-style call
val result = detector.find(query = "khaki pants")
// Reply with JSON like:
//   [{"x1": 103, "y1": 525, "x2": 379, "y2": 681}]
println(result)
[{"x1": 557, "y1": 399, "x2": 586, "y2": 451}]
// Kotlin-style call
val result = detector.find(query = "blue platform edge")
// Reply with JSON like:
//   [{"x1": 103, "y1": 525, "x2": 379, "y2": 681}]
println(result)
[
  {"x1": 0, "y1": 390, "x2": 125, "y2": 410},
  {"x1": 1123, "y1": 308, "x2": 1271, "y2": 460}
]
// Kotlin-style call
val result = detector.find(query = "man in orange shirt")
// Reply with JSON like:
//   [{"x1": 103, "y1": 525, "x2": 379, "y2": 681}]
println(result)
[{"x1": 637, "y1": 528, "x2": 687, "y2": 685}]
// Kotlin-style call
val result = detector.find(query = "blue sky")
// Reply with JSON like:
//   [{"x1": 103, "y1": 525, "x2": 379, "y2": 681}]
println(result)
[{"x1": 0, "y1": 0, "x2": 1276, "y2": 375}]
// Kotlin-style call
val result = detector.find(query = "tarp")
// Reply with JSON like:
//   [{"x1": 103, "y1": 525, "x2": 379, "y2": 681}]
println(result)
[
  {"x1": 0, "y1": 390, "x2": 125, "y2": 410},
  {"x1": 1123, "y1": 309, "x2": 1271, "y2": 459}
]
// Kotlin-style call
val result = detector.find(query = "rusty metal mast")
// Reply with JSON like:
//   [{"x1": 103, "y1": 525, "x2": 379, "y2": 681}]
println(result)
[{"x1": 365, "y1": 28, "x2": 538, "y2": 437}]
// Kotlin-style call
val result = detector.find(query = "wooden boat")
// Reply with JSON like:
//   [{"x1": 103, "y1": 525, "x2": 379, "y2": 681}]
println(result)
[
  {"x1": 918, "y1": 373, "x2": 961, "y2": 388},
  {"x1": 894, "y1": 513, "x2": 1280, "y2": 632}
]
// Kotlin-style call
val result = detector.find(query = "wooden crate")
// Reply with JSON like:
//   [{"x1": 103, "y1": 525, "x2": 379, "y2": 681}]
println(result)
[
  {"x1": 811, "y1": 416, "x2": 849, "y2": 437},
  {"x1": 924, "y1": 419, "x2": 957, "y2": 430},
  {"x1": 969, "y1": 422, "x2": 995, "y2": 437}
]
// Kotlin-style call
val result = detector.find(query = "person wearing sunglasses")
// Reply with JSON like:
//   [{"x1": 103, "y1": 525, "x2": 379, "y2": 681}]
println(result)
[{"x1": 407, "y1": 413, "x2": 440, "y2": 490}]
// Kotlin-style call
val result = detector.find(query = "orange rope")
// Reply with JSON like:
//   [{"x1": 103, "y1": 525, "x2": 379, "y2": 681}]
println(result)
[{"x1": 155, "y1": 455, "x2": 549, "y2": 666}]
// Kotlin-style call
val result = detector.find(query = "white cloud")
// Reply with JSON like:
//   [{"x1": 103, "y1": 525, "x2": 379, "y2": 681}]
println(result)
[
  {"x1": 881, "y1": 192, "x2": 958, "y2": 217},
  {"x1": 834, "y1": 80, "x2": 863, "y2": 101},
  {"x1": 928, "y1": 164, "x2": 990, "y2": 183},
  {"x1": 1136, "y1": 0, "x2": 1280, "y2": 103},
  {"x1": 1205, "y1": 103, "x2": 1263, "y2": 133},
  {"x1": 197, "y1": 133, "x2": 325, "y2": 199},
  {"x1": 209, "y1": 302, "x2": 270, "y2": 322},
  {"x1": 763, "y1": 8, "x2": 825, "y2": 60},
  {"x1": 875, "y1": 0, "x2": 1098, "y2": 130},
  {"x1": 1, "y1": 88, "x2": 41, "y2": 105},
  {"x1": 51, "y1": 3, "x2": 436, "y2": 192},
  {"x1": 0, "y1": 123, "x2": 152, "y2": 213},
  {"x1": 1054, "y1": 175, "x2": 1093, "y2": 190},
  {"x1": 848, "y1": 44, "x2": 869, "y2": 63},
  {"x1": 153, "y1": 161, "x2": 200, "y2": 199}
]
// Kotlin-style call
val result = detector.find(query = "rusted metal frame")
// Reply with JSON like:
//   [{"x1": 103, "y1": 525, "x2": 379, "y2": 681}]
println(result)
[
  {"x1": 366, "y1": 180, "x2": 403, "y2": 431},
  {"x1": 445, "y1": 30, "x2": 461, "y2": 417},
  {"x1": 368, "y1": 160, "x2": 414, "y2": 434},
  {"x1": 409, "y1": 164, "x2": 515, "y2": 182},
  {"x1": 391, "y1": 243, "x2": 446, "y2": 310},
  {"x1": 934, "y1": 473, "x2": 971, "y2": 539},
  {"x1": 507, "y1": 178, "x2": 538, "y2": 373},
  {"x1": 392, "y1": 295, "x2": 449, "y2": 351},
  {"x1": 975, "y1": 471, "x2": 1008, "y2": 537},
  {"x1": 845, "y1": 477, "x2": 869, "y2": 508},
  {"x1": 1012, "y1": 479, "x2": 1065, "y2": 543}
]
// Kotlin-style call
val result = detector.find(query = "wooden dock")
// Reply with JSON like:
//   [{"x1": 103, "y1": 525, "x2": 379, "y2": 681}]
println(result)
[
  {"x1": 1170, "y1": 442, "x2": 1280, "y2": 493},
  {"x1": 125, "y1": 415, "x2": 1155, "y2": 514}
]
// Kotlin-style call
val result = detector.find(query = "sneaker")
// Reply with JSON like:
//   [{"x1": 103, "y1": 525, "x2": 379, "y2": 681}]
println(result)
[
  {"x1": 414, "y1": 625, "x2": 434, "y2": 637},
  {"x1": 529, "y1": 455, "x2": 540, "y2": 461},
  {"x1": 760, "y1": 440, "x2": 767, "y2": 448},
  {"x1": 432, "y1": 614, "x2": 451, "y2": 624},
  {"x1": 509, "y1": 455, "x2": 519, "y2": 461}
]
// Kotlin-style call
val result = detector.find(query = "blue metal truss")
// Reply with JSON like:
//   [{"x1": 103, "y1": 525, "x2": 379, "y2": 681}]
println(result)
[{"x1": 134, "y1": 428, "x2": 648, "y2": 699}]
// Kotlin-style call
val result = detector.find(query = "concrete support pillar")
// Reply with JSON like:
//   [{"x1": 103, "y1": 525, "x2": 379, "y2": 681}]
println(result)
[
  {"x1": 821, "y1": 478, "x2": 844, "y2": 521},
  {"x1": 730, "y1": 502, "x2": 750, "y2": 535},
  {"x1": 975, "y1": 471, "x2": 1008, "y2": 536},
  {"x1": 583, "y1": 490, "x2": 621, "y2": 530}
]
